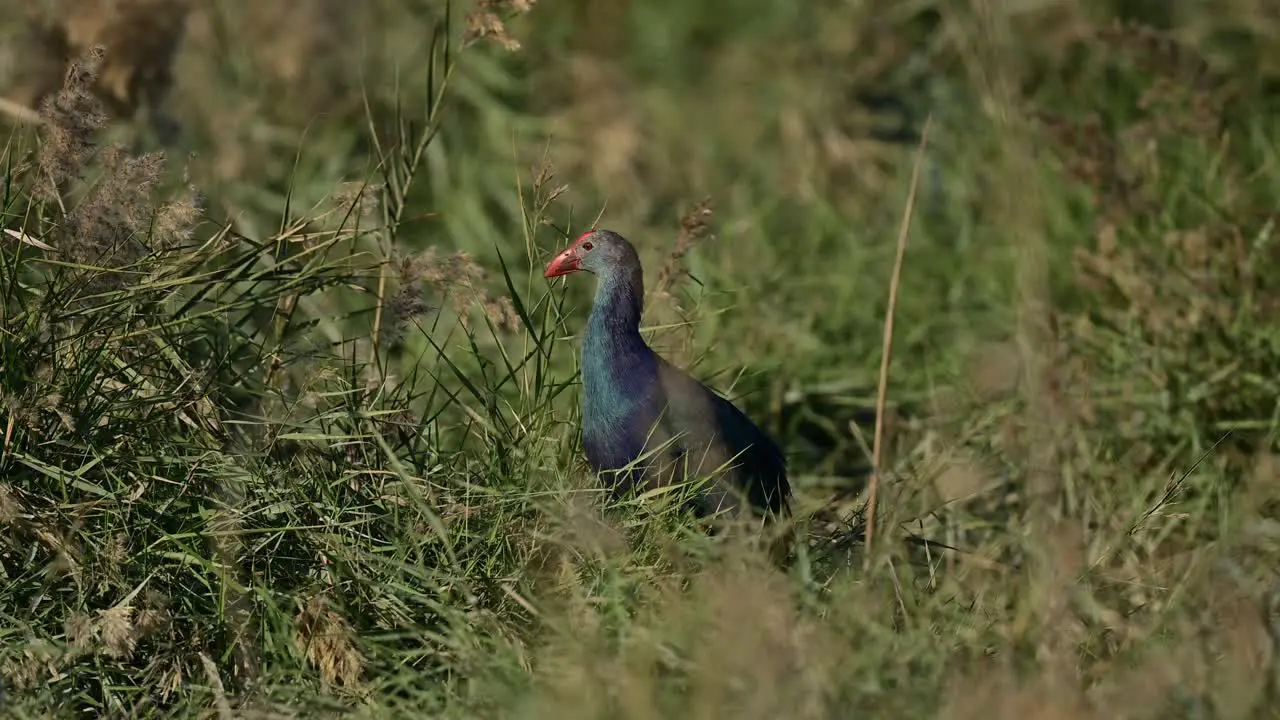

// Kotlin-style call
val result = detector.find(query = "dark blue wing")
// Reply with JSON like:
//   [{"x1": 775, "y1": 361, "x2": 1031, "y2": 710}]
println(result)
[{"x1": 655, "y1": 360, "x2": 791, "y2": 515}]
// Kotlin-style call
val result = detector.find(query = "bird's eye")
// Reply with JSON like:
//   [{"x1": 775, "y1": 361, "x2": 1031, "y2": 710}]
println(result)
[{"x1": 581, "y1": 241, "x2": 593, "y2": 251}]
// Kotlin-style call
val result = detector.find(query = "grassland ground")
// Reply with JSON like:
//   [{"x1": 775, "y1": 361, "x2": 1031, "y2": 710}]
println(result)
[{"x1": 2, "y1": 0, "x2": 1280, "y2": 717}]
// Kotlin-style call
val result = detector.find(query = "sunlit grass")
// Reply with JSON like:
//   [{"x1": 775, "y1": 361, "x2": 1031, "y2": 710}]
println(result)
[{"x1": 1, "y1": 1, "x2": 1279, "y2": 717}]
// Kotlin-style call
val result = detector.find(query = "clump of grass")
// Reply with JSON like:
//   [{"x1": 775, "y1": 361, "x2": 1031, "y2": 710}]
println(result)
[
  {"x1": 5, "y1": 2, "x2": 1280, "y2": 719},
  {"x1": 1041, "y1": 23, "x2": 1280, "y2": 469},
  {"x1": 0, "y1": 12, "x2": 566, "y2": 715}
]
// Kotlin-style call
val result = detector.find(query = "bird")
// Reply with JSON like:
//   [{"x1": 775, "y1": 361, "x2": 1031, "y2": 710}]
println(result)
[{"x1": 544, "y1": 228, "x2": 791, "y2": 522}]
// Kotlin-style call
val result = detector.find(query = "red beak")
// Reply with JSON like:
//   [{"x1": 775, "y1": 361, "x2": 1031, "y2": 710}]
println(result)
[{"x1": 543, "y1": 247, "x2": 582, "y2": 278}]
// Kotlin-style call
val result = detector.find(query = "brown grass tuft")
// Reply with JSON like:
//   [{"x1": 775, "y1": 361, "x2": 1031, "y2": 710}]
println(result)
[
  {"x1": 70, "y1": 147, "x2": 167, "y2": 256},
  {"x1": 327, "y1": 180, "x2": 382, "y2": 223},
  {"x1": 152, "y1": 180, "x2": 204, "y2": 246},
  {"x1": 23, "y1": 45, "x2": 203, "y2": 292},
  {"x1": 464, "y1": 0, "x2": 537, "y2": 52},
  {"x1": 56, "y1": 594, "x2": 172, "y2": 664},
  {"x1": 35, "y1": 46, "x2": 108, "y2": 199},
  {"x1": 643, "y1": 199, "x2": 715, "y2": 366},
  {"x1": 98, "y1": 604, "x2": 137, "y2": 659},
  {"x1": 652, "y1": 197, "x2": 713, "y2": 299},
  {"x1": 381, "y1": 246, "x2": 520, "y2": 347},
  {"x1": 294, "y1": 594, "x2": 365, "y2": 690}
]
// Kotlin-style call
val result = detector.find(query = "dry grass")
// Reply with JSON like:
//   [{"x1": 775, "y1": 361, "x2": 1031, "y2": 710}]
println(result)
[
  {"x1": 2, "y1": 0, "x2": 1280, "y2": 717},
  {"x1": 863, "y1": 115, "x2": 931, "y2": 559}
]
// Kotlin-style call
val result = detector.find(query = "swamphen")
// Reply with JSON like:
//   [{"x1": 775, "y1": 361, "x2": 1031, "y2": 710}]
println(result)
[{"x1": 544, "y1": 229, "x2": 791, "y2": 520}]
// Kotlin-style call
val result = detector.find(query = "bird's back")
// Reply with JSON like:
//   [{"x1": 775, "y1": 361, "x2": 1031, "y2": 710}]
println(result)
[{"x1": 650, "y1": 359, "x2": 791, "y2": 517}]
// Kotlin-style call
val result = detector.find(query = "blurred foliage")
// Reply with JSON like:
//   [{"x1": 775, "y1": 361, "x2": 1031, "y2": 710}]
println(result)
[{"x1": 2, "y1": 0, "x2": 1280, "y2": 716}]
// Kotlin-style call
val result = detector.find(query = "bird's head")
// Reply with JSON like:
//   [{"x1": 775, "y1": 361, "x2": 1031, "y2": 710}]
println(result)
[{"x1": 544, "y1": 229, "x2": 637, "y2": 279}]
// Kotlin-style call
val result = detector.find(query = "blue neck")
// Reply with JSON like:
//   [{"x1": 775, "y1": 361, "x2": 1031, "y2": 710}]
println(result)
[
  {"x1": 586, "y1": 267, "x2": 645, "y2": 351},
  {"x1": 581, "y1": 266, "x2": 654, "y2": 424}
]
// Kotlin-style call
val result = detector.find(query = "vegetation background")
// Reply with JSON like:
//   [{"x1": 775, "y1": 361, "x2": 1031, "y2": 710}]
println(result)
[{"x1": 2, "y1": 0, "x2": 1280, "y2": 716}]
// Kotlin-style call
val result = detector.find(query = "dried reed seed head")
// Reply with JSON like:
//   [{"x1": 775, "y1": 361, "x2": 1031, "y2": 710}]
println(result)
[
  {"x1": 387, "y1": 247, "x2": 519, "y2": 334},
  {"x1": 132, "y1": 607, "x2": 171, "y2": 643},
  {"x1": 66, "y1": 149, "x2": 172, "y2": 275},
  {"x1": 98, "y1": 605, "x2": 137, "y2": 659},
  {"x1": 543, "y1": 183, "x2": 570, "y2": 207},
  {"x1": 463, "y1": 11, "x2": 521, "y2": 51},
  {"x1": 463, "y1": 0, "x2": 537, "y2": 51},
  {"x1": 30, "y1": 44, "x2": 197, "y2": 268},
  {"x1": 152, "y1": 185, "x2": 204, "y2": 247},
  {"x1": 295, "y1": 595, "x2": 364, "y2": 688},
  {"x1": 98, "y1": 534, "x2": 129, "y2": 572},
  {"x1": 380, "y1": 284, "x2": 430, "y2": 348},
  {"x1": 530, "y1": 158, "x2": 555, "y2": 189},
  {"x1": 677, "y1": 197, "x2": 713, "y2": 242},
  {"x1": 84, "y1": 149, "x2": 167, "y2": 227},
  {"x1": 328, "y1": 180, "x2": 381, "y2": 219},
  {"x1": 654, "y1": 198, "x2": 714, "y2": 297},
  {"x1": 64, "y1": 612, "x2": 96, "y2": 651},
  {"x1": 25, "y1": 28, "x2": 194, "y2": 235},
  {"x1": 36, "y1": 47, "x2": 108, "y2": 199},
  {"x1": 527, "y1": 158, "x2": 570, "y2": 216},
  {"x1": 57, "y1": 597, "x2": 171, "y2": 661}
]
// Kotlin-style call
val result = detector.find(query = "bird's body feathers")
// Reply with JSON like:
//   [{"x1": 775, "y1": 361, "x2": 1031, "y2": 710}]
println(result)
[{"x1": 546, "y1": 229, "x2": 790, "y2": 519}]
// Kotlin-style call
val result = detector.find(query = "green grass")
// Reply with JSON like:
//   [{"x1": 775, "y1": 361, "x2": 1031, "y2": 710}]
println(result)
[{"x1": 2, "y1": 0, "x2": 1280, "y2": 717}]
